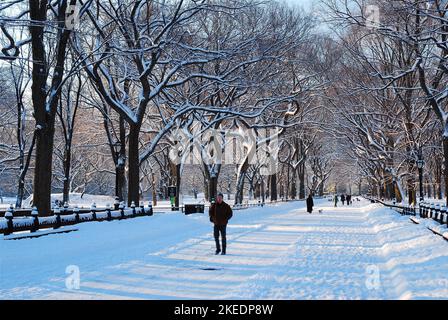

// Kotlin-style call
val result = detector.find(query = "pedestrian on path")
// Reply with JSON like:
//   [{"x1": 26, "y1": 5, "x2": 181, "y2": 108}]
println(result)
[
  {"x1": 341, "y1": 194, "x2": 346, "y2": 205},
  {"x1": 346, "y1": 194, "x2": 352, "y2": 205},
  {"x1": 334, "y1": 194, "x2": 339, "y2": 207},
  {"x1": 306, "y1": 194, "x2": 314, "y2": 214},
  {"x1": 209, "y1": 192, "x2": 233, "y2": 255}
]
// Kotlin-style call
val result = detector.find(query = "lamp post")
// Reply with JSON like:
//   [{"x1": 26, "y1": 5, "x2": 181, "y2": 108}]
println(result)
[
  {"x1": 417, "y1": 158, "x2": 425, "y2": 201},
  {"x1": 113, "y1": 141, "x2": 123, "y2": 203}
]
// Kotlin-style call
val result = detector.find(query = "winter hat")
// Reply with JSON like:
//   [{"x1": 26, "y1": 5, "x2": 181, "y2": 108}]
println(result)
[{"x1": 217, "y1": 192, "x2": 224, "y2": 198}]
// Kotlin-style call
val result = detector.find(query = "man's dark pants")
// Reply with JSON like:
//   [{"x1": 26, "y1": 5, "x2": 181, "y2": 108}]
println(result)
[{"x1": 214, "y1": 224, "x2": 227, "y2": 252}]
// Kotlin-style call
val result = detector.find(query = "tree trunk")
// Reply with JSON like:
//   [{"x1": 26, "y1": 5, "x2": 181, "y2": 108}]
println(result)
[
  {"x1": 30, "y1": 0, "x2": 71, "y2": 215},
  {"x1": 248, "y1": 180, "x2": 254, "y2": 200},
  {"x1": 15, "y1": 99, "x2": 27, "y2": 209},
  {"x1": 290, "y1": 181, "x2": 297, "y2": 199},
  {"x1": 444, "y1": 138, "x2": 448, "y2": 206},
  {"x1": 261, "y1": 178, "x2": 265, "y2": 203},
  {"x1": 127, "y1": 124, "x2": 141, "y2": 206},
  {"x1": 30, "y1": 0, "x2": 50, "y2": 216},
  {"x1": 318, "y1": 182, "x2": 324, "y2": 197},
  {"x1": 15, "y1": 135, "x2": 28, "y2": 208},
  {"x1": 235, "y1": 159, "x2": 249, "y2": 205},
  {"x1": 407, "y1": 170, "x2": 416, "y2": 205},
  {"x1": 116, "y1": 116, "x2": 126, "y2": 201},
  {"x1": 62, "y1": 145, "x2": 72, "y2": 204},
  {"x1": 209, "y1": 176, "x2": 218, "y2": 202},
  {"x1": 386, "y1": 175, "x2": 394, "y2": 200},
  {"x1": 434, "y1": 161, "x2": 442, "y2": 199},
  {"x1": 394, "y1": 183, "x2": 402, "y2": 203},
  {"x1": 203, "y1": 175, "x2": 209, "y2": 201},
  {"x1": 16, "y1": 172, "x2": 25, "y2": 208},
  {"x1": 390, "y1": 178, "x2": 396, "y2": 200},
  {"x1": 16, "y1": 148, "x2": 26, "y2": 208},
  {"x1": 384, "y1": 178, "x2": 389, "y2": 200},
  {"x1": 290, "y1": 169, "x2": 297, "y2": 199},
  {"x1": 33, "y1": 124, "x2": 56, "y2": 215},
  {"x1": 254, "y1": 181, "x2": 260, "y2": 199},
  {"x1": 116, "y1": 163, "x2": 125, "y2": 201},
  {"x1": 298, "y1": 164, "x2": 305, "y2": 199},
  {"x1": 270, "y1": 173, "x2": 277, "y2": 201},
  {"x1": 235, "y1": 171, "x2": 246, "y2": 205}
]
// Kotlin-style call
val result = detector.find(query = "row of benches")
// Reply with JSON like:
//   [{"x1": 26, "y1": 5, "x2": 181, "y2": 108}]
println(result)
[{"x1": 1, "y1": 202, "x2": 153, "y2": 236}]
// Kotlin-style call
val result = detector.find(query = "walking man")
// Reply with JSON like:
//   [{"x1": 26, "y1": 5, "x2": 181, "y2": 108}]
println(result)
[
  {"x1": 306, "y1": 193, "x2": 314, "y2": 214},
  {"x1": 334, "y1": 194, "x2": 339, "y2": 207},
  {"x1": 209, "y1": 192, "x2": 233, "y2": 255}
]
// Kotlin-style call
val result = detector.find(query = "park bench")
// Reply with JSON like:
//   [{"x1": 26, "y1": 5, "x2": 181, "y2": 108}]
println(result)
[{"x1": 183, "y1": 204, "x2": 205, "y2": 215}]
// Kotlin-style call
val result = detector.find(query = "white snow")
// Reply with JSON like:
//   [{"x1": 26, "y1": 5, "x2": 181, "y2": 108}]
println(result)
[
  {"x1": 1, "y1": 199, "x2": 447, "y2": 300},
  {"x1": 0, "y1": 198, "x2": 16, "y2": 209},
  {"x1": 22, "y1": 193, "x2": 116, "y2": 209}
]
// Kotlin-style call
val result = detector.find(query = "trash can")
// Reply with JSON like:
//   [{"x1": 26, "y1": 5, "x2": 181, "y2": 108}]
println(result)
[{"x1": 184, "y1": 204, "x2": 205, "y2": 215}]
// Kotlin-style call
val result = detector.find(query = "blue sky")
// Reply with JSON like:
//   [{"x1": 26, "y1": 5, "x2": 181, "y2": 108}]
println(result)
[{"x1": 286, "y1": 0, "x2": 314, "y2": 8}]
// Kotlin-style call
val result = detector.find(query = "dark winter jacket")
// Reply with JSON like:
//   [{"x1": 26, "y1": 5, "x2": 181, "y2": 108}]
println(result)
[
  {"x1": 306, "y1": 196, "x2": 314, "y2": 213},
  {"x1": 209, "y1": 201, "x2": 233, "y2": 226}
]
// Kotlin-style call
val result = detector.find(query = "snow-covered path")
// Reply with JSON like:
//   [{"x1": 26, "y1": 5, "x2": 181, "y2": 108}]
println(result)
[{"x1": 1, "y1": 199, "x2": 448, "y2": 299}]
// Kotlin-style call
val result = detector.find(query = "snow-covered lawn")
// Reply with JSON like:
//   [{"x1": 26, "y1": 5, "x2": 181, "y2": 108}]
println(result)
[
  {"x1": 1, "y1": 199, "x2": 447, "y2": 300},
  {"x1": 0, "y1": 192, "x2": 258, "y2": 210},
  {"x1": 0, "y1": 198, "x2": 17, "y2": 209}
]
